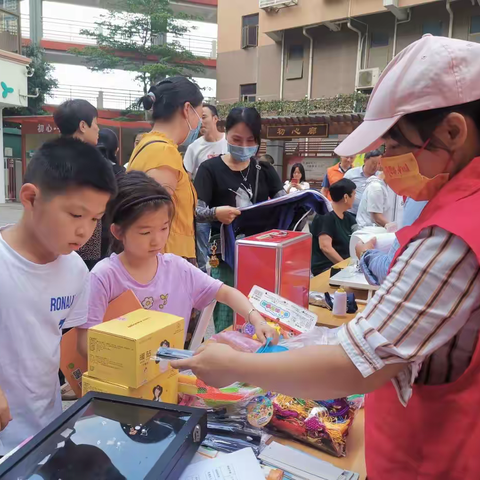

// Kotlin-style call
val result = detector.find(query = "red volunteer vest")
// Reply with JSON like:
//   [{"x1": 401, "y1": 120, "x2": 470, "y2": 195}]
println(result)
[{"x1": 365, "y1": 157, "x2": 480, "y2": 479}]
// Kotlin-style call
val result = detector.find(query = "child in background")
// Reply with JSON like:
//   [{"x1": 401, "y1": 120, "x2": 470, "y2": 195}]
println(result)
[
  {"x1": 77, "y1": 171, "x2": 279, "y2": 356},
  {"x1": 0, "y1": 138, "x2": 116, "y2": 455}
]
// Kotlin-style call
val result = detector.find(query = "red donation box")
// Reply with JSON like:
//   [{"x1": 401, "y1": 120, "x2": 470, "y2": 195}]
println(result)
[{"x1": 234, "y1": 230, "x2": 312, "y2": 331}]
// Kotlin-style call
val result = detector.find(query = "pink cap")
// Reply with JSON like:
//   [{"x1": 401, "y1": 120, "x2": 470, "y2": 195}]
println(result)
[{"x1": 335, "y1": 35, "x2": 480, "y2": 157}]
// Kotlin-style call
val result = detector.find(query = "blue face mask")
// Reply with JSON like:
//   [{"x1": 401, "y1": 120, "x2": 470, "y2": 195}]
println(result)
[
  {"x1": 181, "y1": 107, "x2": 202, "y2": 148},
  {"x1": 227, "y1": 143, "x2": 258, "y2": 162}
]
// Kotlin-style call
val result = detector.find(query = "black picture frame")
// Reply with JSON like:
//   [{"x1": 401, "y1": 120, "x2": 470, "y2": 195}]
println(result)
[{"x1": 0, "y1": 392, "x2": 207, "y2": 480}]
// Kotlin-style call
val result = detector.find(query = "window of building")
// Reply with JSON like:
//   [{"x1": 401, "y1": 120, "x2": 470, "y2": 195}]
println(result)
[
  {"x1": 286, "y1": 44, "x2": 304, "y2": 80},
  {"x1": 242, "y1": 14, "x2": 259, "y2": 48},
  {"x1": 370, "y1": 32, "x2": 389, "y2": 48},
  {"x1": 470, "y1": 16, "x2": 480, "y2": 34},
  {"x1": 240, "y1": 83, "x2": 257, "y2": 102},
  {"x1": 0, "y1": 0, "x2": 20, "y2": 54},
  {"x1": 422, "y1": 21, "x2": 443, "y2": 37}
]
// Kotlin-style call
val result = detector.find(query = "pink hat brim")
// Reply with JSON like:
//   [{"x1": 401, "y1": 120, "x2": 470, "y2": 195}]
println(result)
[{"x1": 334, "y1": 115, "x2": 401, "y2": 157}]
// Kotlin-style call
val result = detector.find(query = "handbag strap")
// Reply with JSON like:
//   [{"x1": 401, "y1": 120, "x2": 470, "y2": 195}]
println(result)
[
  {"x1": 253, "y1": 159, "x2": 261, "y2": 204},
  {"x1": 131, "y1": 140, "x2": 167, "y2": 164}
]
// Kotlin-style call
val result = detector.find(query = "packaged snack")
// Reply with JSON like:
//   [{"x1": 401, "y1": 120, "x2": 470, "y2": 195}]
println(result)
[{"x1": 267, "y1": 394, "x2": 358, "y2": 457}]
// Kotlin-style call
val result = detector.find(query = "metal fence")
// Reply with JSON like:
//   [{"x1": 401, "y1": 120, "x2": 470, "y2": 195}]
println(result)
[{"x1": 21, "y1": 14, "x2": 217, "y2": 58}]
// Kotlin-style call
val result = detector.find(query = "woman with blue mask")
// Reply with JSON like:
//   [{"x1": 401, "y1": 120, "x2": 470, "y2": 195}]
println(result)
[
  {"x1": 127, "y1": 76, "x2": 203, "y2": 261},
  {"x1": 194, "y1": 107, "x2": 285, "y2": 332}
]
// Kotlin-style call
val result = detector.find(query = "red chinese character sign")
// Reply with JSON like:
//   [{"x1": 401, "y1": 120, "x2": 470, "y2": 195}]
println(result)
[
  {"x1": 266, "y1": 124, "x2": 328, "y2": 139},
  {"x1": 22, "y1": 120, "x2": 60, "y2": 135}
]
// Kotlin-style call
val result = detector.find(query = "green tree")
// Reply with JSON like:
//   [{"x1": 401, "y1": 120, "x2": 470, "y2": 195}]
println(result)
[
  {"x1": 71, "y1": 0, "x2": 203, "y2": 94},
  {"x1": 3, "y1": 45, "x2": 58, "y2": 116}
]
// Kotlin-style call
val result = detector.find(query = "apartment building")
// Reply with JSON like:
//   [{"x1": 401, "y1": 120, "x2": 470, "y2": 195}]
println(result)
[
  {"x1": 217, "y1": 0, "x2": 480, "y2": 103},
  {"x1": 0, "y1": 0, "x2": 29, "y2": 203}
]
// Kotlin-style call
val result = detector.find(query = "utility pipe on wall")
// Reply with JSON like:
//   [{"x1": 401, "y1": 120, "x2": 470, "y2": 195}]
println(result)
[
  {"x1": 302, "y1": 26, "x2": 315, "y2": 100},
  {"x1": 446, "y1": 0, "x2": 454, "y2": 38},
  {"x1": 280, "y1": 31, "x2": 285, "y2": 100},
  {"x1": 392, "y1": 9, "x2": 411, "y2": 58},
  {"x1": 347, "y1": 19, "x2": 363, "y2": 89}
]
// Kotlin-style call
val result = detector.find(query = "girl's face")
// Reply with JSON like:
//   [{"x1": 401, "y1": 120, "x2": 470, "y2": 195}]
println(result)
[
  {"x1": 114, "y1": 206, "x2": 171, "y2": 259},
  {"x1": 226, "y1": 122, "x2": 257, "y2": 148},
  {"x1": 293, "y1": 167, "x2": 302, "y2": 181}
]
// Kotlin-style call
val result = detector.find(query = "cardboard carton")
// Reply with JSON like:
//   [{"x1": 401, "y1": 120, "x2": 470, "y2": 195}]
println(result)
[
  {"x1": 82, "y1": 369, "x2": 178, "y2": 405},
  {"x1": 60, "y1": 290, "x2": 142, "y2": 398},
  {"x1": 88, "y1": 309, "x2": 184, "y2": 388}
]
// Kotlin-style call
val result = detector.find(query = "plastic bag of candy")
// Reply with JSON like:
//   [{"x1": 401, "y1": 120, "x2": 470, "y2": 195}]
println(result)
[
  {"x1": 266, "y1": 394, "x2": 359, "y2": 457},
  {"x1": 277, "y1": 326, "x2": 341, "y2": 350},
  {"x1": 209, "y1": 330, "x2": 262, "y2": 353}
]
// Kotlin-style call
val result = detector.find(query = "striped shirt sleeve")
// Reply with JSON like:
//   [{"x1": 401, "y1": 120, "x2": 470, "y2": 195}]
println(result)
[{"x1": 339, "y1": 226, "x2": 480, "y2": 405}]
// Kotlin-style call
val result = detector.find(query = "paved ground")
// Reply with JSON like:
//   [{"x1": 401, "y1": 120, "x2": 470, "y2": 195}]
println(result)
[{"x1": 0, "y1": 203, "x2": 23, "y2": 227}]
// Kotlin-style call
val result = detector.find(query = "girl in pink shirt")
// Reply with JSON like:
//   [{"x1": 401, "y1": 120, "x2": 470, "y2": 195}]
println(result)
[{"x1": 78, "y1": 171, "x2": 277, "y2": 354}]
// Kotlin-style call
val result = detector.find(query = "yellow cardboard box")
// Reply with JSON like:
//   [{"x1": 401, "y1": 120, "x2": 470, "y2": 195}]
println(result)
[
  {"x1": 82, "y1": 369, "x2": 179, "y2": 404},
  {"x1": 88, "y1": 309, "x2": 184, "y2": 388}
]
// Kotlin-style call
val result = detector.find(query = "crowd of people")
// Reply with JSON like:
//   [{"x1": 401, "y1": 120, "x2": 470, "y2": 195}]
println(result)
[{"x1": 1, "y1": 34, "x2": 480, "y2": 478}]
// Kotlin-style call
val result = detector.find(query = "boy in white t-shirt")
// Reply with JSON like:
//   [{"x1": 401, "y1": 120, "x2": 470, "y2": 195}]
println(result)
[{"x1": 0, "y1": 137, "x2": 116, "y2": 455}]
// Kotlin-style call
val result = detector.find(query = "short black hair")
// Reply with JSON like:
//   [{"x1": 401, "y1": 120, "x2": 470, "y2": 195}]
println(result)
[
  {"x1": 290, "y1": 162, "x2": 306, "y2": 182},
  {"x1": 203, "y1": 104, "x2": 219, "y2": 117},
  {"x1": 225, "y1": 107, "x2": 262, "y2": 146},
  {"x1": 140, "y1": 76, "x2": 203, "y2": 121},
  {"x1": 365, "y1": 149, "x2": 383, "y2": 160},
  {"x1": 24, "y1": 137, "x2": 117, "y2": 198},
  {"x1": 53, "y1": 99, "x2": 98, "y2": 135},
  {"x1": 329, "y1": 178, "x2": 356, "y2": 202},
  {"x1": 98, "y1": 128, "x2": 119, "y2": 164}
]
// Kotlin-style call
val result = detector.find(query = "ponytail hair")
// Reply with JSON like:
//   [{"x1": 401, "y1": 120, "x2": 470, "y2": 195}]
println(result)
[
  {"x1": 140, "y1": 76, "x2": 204, "y2": 121},
  {"x1": 106, "y1": 171, "x2": 175, "y2": 254}
]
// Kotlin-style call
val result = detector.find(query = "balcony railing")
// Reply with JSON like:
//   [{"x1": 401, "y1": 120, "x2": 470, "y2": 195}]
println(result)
[
  {"x1": 0, "y1": 6, "x2": 21, "y2": 54},
  {"x1": 46, "y1": 84, "x2": 145, "y2": 111},
  {"x1": 21, "y1": 14, "x2": 217, "y2": 59}
]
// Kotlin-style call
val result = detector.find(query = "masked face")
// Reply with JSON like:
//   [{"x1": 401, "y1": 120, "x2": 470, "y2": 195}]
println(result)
[
  {"x1": 181, "y1": 105, "x2": 202, "y2": 148},
  {"x1": 226, "y1": 122, "x2": 258, "y2": 162}
]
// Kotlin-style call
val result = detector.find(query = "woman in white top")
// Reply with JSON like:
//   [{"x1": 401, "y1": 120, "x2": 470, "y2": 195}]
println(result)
[{"x1": 284, "y1": 163, "x2": 310, "y2": 193}]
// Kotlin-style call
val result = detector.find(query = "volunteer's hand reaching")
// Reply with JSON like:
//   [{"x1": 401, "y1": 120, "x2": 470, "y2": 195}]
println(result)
[
  {"x1": 249, "y1": 310, "x2": 279, "y2": 345},
  {"x1": 0, "y1": 386, "x2": 12, "y2": 432},
  {"x1": 355, "y1": 237, "x2": 377, "y2": 259},
  {"x1": 171, "y1": 343, "x2": 242, "y2": 388},
  {"x1": 215, "y1": 206, "x2": 241, "y2": 225}
]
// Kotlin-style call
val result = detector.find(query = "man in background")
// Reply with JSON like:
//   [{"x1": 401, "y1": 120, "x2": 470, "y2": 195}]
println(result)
[
  {"x1": 321, "y1": 156, "x2": 354, "y2": 201},
  {"x1": 344, "y1": 149, "x2": 381, "y2": 215},
  {"x1": 184, "y1": 104, "x2": 228, "y2": 272}
]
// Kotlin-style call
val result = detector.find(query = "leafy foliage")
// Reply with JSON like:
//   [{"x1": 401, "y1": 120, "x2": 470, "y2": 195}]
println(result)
[
  {"x1": 70, "y1": 0, "x2": 204, "y2": 93},
  {"x1": 3, "y1": 44, "x2": 58, "y2": 116},
  {"x1": 215, "y1": 93, "x2": 370, "y2": 119}
]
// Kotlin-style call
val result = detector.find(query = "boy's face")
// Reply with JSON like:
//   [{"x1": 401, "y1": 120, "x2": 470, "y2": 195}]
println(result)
[
  {"x1": 29, "y1": 186, "x2": 110, "y2": 256},
  {"x1": 79, "y1": 117, "x2": 100, "y2": 146}
]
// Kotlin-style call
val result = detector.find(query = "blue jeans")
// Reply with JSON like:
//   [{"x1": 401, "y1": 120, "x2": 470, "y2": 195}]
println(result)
[{"x1": 196, "y1": 222, "x2": 211, "y2": 272}]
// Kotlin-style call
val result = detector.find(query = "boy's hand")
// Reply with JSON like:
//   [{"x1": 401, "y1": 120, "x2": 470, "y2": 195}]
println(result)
[
  {"x1": 250, "y1": 311, "x2": 280, "y2": 345},
  {"x1": 171, "y1": 343, "x2": 241, "y2": 388},
  {"x1": 0, "y1": 387, "x2": 12, "y2": 432}
]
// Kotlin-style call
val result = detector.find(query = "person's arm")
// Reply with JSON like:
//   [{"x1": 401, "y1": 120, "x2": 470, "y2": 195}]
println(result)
[
  {"x1": 359, "y1": 241, "x2": 399, "y2": 286},
  {"x1": 372, "y1": 212, "x2": 389, "y2": 227},
  {"x1": 366, "y1": 183, "x2": 389, "y2": 226},
  {"x1": 147, "y1": 166, "x2": 179, "y2": 196},
  {"x1": 172, "y1": 228, "x2": 480, "y2": 403},
  {"x1": 183, "y1": 144, "x2": 195, "y2": 178},
  {"x1": 265, "y1": 163, "x2": 286, "y2": 199},
  {"x1": 0, "y1": 385, "x2": 12, "y2": 432},
  {"x1": 215, "y1": 285, "x2": 279, "y2": 345},
  {"x1": 319, "y1": 234, "x2": 344, "y2": 264}
]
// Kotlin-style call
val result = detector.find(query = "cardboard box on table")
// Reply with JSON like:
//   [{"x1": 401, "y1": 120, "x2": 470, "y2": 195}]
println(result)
[
  {"x1": 88, "y1": 309, "x2": 184, "y2": 388},
  {"x1": 234, "y1": 230, "x2": 312, "y2": 332},
  {"x1": 82, "y1": 368, "x2": 179, "y2": 404},
  {"x1": 60, "y1": 290, "x2": 142, "y2": 398}
]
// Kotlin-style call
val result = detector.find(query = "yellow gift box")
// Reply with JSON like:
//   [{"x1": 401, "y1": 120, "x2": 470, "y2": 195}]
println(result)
[
  {"x1": 82, "y1": 369, "x2": 179, "y2": 404},
  {"x1": 88, "y1": 309, "x2": 184, "y2": 388}
]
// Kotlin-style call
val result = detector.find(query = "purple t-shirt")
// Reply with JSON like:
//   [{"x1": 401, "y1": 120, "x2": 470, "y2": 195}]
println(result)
[{"x1": 82, "y1": 253, "x2": 223, "y2": 332}]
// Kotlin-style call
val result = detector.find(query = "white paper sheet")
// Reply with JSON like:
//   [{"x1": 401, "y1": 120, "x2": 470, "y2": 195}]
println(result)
[{"x1": 179, "y1": 447, "x2": 264, "y2": 480}]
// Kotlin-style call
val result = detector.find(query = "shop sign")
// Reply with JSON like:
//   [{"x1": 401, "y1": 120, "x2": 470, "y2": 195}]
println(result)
[
  {"x1": 22, "y1": 121, "x2": 60, "y2": 135},
  {"x1": 0, "y1": 58, "x2": 28, "y2": 108},
  {"x1": 266, "y1": 124, "x2": 328, "y2": 140}
]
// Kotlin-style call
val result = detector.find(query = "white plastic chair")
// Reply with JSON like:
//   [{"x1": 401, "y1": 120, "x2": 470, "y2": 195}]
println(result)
[{"x1": 189, "y1": 301, "x2": 217, "y2": 351}]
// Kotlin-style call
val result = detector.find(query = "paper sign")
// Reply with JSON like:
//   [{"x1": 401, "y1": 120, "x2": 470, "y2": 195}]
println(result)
[
  {"x1": 248, "y1": 286, "x2": 317, "y2": 335},
  {"x1": 60, "y1": 290, "x2": 142, "y2": 398}
]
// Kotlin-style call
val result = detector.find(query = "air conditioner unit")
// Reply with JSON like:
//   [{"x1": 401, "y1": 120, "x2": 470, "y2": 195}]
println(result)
[
  {"x1": 260, "y1": 0, "x2": 298, "y2": 11},
  {"x1": 357, "y1": 68, "x2": 381, "y2": 90}
]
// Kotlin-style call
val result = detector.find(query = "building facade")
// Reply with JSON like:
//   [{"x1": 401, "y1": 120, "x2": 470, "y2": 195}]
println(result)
[
  {"x1": 1, "y1": 0, "x2": 29, "y2": 203},
  {"x1": 217, "y1": 0, "x2": 480, "y2": 104}
]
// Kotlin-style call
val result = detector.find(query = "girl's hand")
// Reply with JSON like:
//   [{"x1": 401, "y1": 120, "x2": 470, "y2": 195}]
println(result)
[
  {"x1": 0, "y1": 387, "x2": 12, "y2": 432},
  {"x1": 171, "y1": 343, "x2": 241, "y2": 388},
  {"x1": 250, "y1": 311, "x2": 280, "y2": 345},
  {"x1": 216, "y1": 206, "x2": 241, "y2": 225}
]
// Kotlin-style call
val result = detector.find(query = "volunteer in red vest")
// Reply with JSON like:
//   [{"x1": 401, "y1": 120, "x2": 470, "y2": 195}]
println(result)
[
  {"x1": 172, "y1": 35, "x2": 480, "y2": 479},
  {"x1": 321, "y1": 155, "x2": 354, "y2": 201}
]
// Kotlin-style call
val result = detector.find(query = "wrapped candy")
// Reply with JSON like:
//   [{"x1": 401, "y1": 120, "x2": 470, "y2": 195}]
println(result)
[{"x1": 267, "y1": 394, "x2": 359, "y2": 457}]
